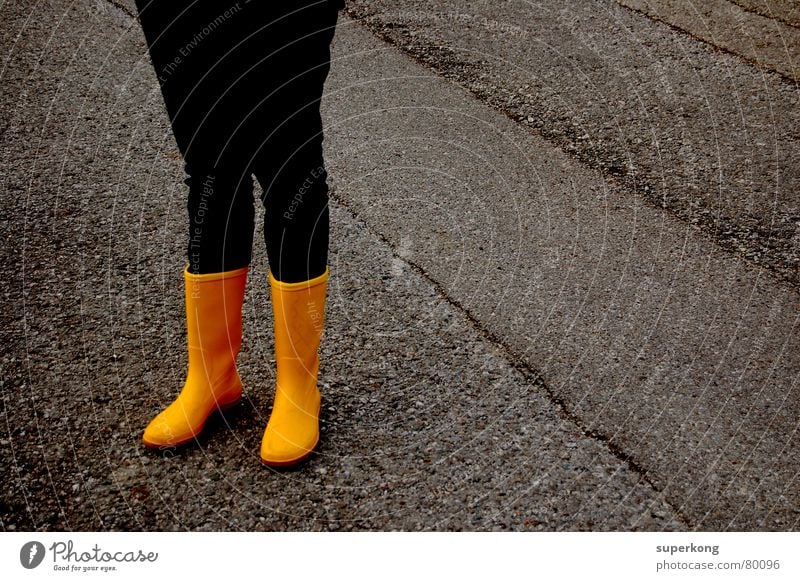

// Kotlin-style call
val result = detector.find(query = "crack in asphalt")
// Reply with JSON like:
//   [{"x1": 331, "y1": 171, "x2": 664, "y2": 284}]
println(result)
[
  {"x1": 329, "y1": 188, "x2": 694, "y2": 529},
  {"x1": 614, "y1": 1, "x2": 799, "y2": 83}
]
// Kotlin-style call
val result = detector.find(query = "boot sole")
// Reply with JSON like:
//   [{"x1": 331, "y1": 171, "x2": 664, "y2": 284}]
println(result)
[{"x1": 141, "y1": 396, "x2": 242, "y2": 450}]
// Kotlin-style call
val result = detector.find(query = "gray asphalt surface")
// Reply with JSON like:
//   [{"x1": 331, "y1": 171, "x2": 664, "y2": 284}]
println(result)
[
  {"x1": 736, "y1": 0, "x2": 800, "y2": 28},
  {"x1": 618, "y1": 0, "x2": 800, "y2": 81},
  {"x1": 346, "y1": 0, "x2": 800, "y2": 287},
  {"x1": 1, "y1": 0, "x2": 798, "y2": 530}
]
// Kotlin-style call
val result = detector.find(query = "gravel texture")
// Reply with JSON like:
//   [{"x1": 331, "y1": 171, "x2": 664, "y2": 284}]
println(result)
[
  {"x1": 1, "y1": 0, "x2": 797, "y2": 531},
  {"x1": 345, "y1": 0, "x2": 800, "y2": 287},
  {"x1": 320, "y1": 13, "x2": 800, "y2": 529},
  {"x1": 730, "y1": 0, "x2": 800, "y2": 28},
  {"x1": 618, "y1": 0, "x2": 800, "y2": 81},
  {"x1": 0, "y1": 0, "x2": 683, "y2": 531}
]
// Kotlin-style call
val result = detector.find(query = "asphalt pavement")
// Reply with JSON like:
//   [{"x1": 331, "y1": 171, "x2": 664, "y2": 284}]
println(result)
[{"x1": 1, "y1": 0, "x2": 797, "y2": 530}]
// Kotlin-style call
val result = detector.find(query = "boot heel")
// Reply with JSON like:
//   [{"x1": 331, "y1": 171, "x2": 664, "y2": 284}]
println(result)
[{"x1": 213, "y1": 367, "x2": 244, "y2": 409}]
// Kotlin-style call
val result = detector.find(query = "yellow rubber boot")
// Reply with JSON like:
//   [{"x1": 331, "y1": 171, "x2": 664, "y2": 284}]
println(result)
[
  {"x1": 260, "y1": 267, "x2": 329, "y2": 466},
  {"x1": 143, "y1": 265, "x2": 248, "y2": 448}
]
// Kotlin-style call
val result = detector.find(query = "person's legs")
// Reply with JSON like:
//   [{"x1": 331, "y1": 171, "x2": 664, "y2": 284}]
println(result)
[
  {"x1": 136, "y1": 1, "x2": 341, "y2": 274},
  {"x1": 245, "y1": 1, "x2": 339, "y2": 465},
  {"x1": 136, "y1": 0, "x2": 262, "y2": 446},
  {"x1": 255, "y1": 117, "x2": 330, "y2": 283},
  {"x1": 136, "y1": 0, "x2": 341, "y2": 455},
  {"x1": 250, "y1": 1, "x2": 338, "y2": 283},
  {"x1": 135, "y1": 0, "x2": 258, "y2": 273}
]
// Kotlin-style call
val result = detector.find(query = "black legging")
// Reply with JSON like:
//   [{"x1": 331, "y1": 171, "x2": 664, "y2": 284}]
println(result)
[{"x1": 134, "y1": 0, "x2": 341, "y2": 281}]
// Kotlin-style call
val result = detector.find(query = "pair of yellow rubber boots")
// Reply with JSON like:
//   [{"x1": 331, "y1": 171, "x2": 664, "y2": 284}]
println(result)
[{"x1": 141, "y1": 265, "x2": 328, "y2": 467}]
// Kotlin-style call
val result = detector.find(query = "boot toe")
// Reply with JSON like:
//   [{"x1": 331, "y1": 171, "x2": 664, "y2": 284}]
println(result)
[
  {"x1": 260, "y1": 425, "x2": 319, "y2": 466},
  {"x1": 142, "y1": 407, "x2": 197, "y2": 448}
]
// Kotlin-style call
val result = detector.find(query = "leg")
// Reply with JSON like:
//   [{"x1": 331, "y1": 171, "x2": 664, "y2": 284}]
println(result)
[
  {"x1": 248, "y1": 1, "x2": 339, "y2": 465},
  {"x1": 135, "y1": 0, "x2": 259, "y2": 446},
  {"x1": 255, "y1": 118, "x2": 330, "y2": 283},
  {"x1": 185, "y1": 168, "x2": 255, "y2": 274},
  {"x1": 251, "y1": 1, "x2": 338, "y2": 283},
  {"x1": 136, "y1": 0, "x2": 258, "y2": 273}
]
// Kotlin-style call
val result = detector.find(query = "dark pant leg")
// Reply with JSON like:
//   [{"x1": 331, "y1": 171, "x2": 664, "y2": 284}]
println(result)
[
  {"x1": 248, "y1": 2, "x2": 339, "y2": 283},
  {"x1": 256, "y1": 112, "x2": 330, "y2": 283},
  {"x1": 136, "y1": 0, "x2": 340, "y2": 276},
  {"x1": 184, "y1": 169, "x2": 255, "y2": 274},
  {"x1": 135, "y1": 0, "x2": 258, "y2": 273}
]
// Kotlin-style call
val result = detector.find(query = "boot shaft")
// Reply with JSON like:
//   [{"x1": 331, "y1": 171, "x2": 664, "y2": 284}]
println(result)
[
  {"x1": 269, "y1": 268, "x2": 328, "y2": 378},
  {"x1": 184, "y1": 266, "x2": 248, "y2": 379}
]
